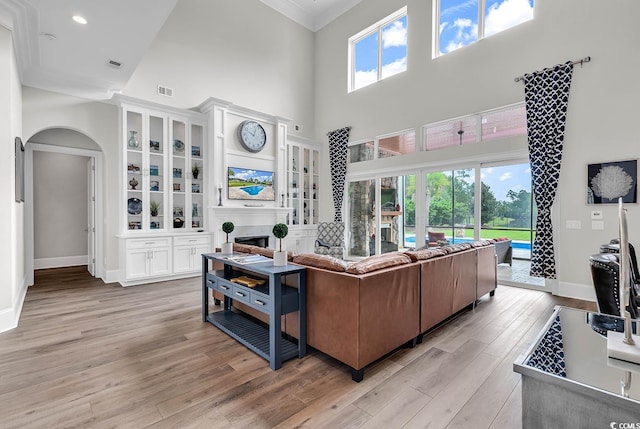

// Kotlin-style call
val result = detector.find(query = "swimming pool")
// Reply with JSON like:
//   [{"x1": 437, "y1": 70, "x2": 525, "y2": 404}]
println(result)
[{"x1": 404, "y1": 235, "x2": 531, "y2": 250}]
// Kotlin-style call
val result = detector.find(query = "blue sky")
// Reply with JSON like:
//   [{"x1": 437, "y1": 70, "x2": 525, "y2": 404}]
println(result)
[
  {"x1": 439, "y1": 0, "x2": 534, "y2": 55},
  {"x1": 481, "y1": 163, "x2": 531, "y2": 201},
  {"x1": 354, "y1": 15, "x2": 407, "y2": 89}
]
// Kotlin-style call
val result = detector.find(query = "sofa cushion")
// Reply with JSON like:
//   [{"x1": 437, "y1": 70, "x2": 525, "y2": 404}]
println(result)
[
  {"x1": 440, "y1": 243, "x2": 472, "y2": 254},
  {"x1": 250, "y1": 247, "x2": 295, "y2": 261},
  {"x1": 346, "y1": 252, "x2": 412, "y2": 274},
  {"x1": 233, "y1": 243, "x2": 259, "y2": 254},
  {"x1": 292, "y1": 253, "x2": 349, "y2": 272},
  {"x1": 404, "y1": 248, "x2": 447, "y2": 262},
  {"x1": 470, "y1": 239, "x2": 493, "y2": 247}
]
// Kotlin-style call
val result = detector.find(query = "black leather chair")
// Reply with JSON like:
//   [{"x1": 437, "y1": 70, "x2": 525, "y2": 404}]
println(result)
[
  {"x1": 599, "y1": 239, "x2": 640, "y2": 296},
  {"x1": 589, "y1": 253, "x2": 639, "y2": 318}
]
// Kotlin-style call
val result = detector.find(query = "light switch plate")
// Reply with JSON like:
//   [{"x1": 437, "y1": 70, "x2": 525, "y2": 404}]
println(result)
[
  {"x1": 591, "y1": 210, "x2": 603, "y2": 220},
  {"x1": 592, "y1": 220, "x2": 605, "y2": 230},
  {"x1": 566, "y1": 220, "x2": 581, "y2": 229}
]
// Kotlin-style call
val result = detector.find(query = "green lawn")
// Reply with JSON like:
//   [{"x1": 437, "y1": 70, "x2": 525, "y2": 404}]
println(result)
[{"x1": 427, "y1": 228, "x2": 534, "y2": 242}]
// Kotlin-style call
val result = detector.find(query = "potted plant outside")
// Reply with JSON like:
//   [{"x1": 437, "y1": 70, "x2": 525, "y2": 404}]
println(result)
[
  {"x1": 272, "y1": 223, "x2": 288, "y2": 266},
  {"x1": 221, "y1": 221, "x2": 234, "y2": 254}
]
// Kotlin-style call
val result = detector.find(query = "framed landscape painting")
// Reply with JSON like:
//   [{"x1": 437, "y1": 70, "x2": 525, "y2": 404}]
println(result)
[{"x1": 587, "y1": 159, "x2": 637, "y2": 204}]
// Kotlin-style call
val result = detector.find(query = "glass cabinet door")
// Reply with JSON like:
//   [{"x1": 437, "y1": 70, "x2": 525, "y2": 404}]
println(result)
[
  {"x1": 126, "y1": 111, "x2": 144, "y2": 231},
  {"x1": 148, "y1": 114, "x2": 166, "y2": 230},
  {"x1": 190, "y1": 123, "x2": 204, "y2": 229},
  {"x1": 171, "y1": 119, "x2": 187, "y2": 230},
  {"x1": 289, "y1": 145, "x2": 301, "y2": 225}
]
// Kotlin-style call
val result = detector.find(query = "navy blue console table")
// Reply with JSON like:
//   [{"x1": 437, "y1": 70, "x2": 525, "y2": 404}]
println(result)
[{"x1": 201, "y1": 253, "x2": 306, "y2": 370}]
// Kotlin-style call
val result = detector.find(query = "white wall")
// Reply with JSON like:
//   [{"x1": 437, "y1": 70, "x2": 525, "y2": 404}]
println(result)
[
  {"x1": 124, "y1": 0, "x2": 316, "y2": 137},
  {"x1": 22, "y1": 87, "x2": 119, "y2": 280},
  {"x1": 313, "y1": 0, "x2": 640, "y2": 299},
  {"x1": 0, "y1": 24, "x2": 24, "y2": 333},
  {"x1": 33, "y1": 151, "x2": 89, "y2": 267}
]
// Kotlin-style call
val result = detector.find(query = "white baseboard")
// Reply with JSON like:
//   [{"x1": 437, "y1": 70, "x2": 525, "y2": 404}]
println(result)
[
  {"x1": 104, "y1": 269, "x2": 120, "y2": 284},
  {"x1": 557, "y1": 281, "x2": 596, "y2": 302},
  {"x1": 0, "y1": 275, "x2": 28, "y2": 334},
  {"x1": 35, "y1": 255, "x2": 88, "y2": 270}
]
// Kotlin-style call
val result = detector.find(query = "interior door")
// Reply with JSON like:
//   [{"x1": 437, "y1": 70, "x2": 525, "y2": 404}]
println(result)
[{"x1": 87, "y1": 157, "x2": 96, "y2": 276}]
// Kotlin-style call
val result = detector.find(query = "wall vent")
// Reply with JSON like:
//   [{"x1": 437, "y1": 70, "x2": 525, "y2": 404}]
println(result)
[
  {"x1": 157, "y1": 85, "x2": 174, "y2": 97},
  {"x1": 106, "y1": 59, "x2": 122, "y2": 69}
]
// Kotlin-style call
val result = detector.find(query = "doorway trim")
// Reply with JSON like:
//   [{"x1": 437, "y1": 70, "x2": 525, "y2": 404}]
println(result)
[{"x1": 25, "y1": 143, "x2": 104, "y2": 285}]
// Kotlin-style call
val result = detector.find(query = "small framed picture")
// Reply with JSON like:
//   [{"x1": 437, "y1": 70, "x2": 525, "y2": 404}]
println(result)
[
  {"x1": 192, "y1": 183, "x2": 201, "y2": 193},
  {"x1": 173, "y1": 207, "x2": 184, "y2": 217},
  {"x1": 150, "y1": 140, "x2": 161, "y2": 152},
  {"x1": 173, "y1": 168, "x2": 182, "y2": 178},
  {"x1": 587, "y1": 159, "x2": 638, "y2": 204},
  {"x1": 150, "y1": 165, "x2": 159, "y2": 176},
  {"x1": 173, "y1": 183, "x2": 181, "y2": 192},
  {"x1": 192, "y1": 145, "x2": 201, "y2": 157}
]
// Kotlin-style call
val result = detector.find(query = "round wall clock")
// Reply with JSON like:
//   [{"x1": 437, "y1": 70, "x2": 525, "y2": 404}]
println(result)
[{"x1": 237, "y1": 120, "x2": 267, "y2": 153}]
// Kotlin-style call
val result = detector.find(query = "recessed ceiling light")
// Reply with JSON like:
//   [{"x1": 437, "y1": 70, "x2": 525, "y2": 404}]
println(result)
[{"x1": 72, "y1": 15, "x2": 87, "y2": 25}]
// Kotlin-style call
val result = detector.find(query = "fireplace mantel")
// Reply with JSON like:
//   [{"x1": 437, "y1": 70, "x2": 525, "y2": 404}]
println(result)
[{"x1": 208, "y1": 205, "x2": 292, "y2": 247}]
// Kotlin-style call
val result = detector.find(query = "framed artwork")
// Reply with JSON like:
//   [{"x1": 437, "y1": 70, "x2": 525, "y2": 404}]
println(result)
[
  {"x1": 587, "y1": 159, "x2": 637, "y2": 204},
  {"x1": 15, "y1": 137, "x2": 24, "y2": 203}
]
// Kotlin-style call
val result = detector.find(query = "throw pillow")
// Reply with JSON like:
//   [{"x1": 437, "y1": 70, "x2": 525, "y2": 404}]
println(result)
[
  {"x1": 315, "y1": 238, "x2": 332, "y2": 248},
  {"x1": 346, "y1": 252, "x2": 412, "y2": 274},
  {"x1": 292, "y1": 254, "x2": 349, "y2": 272},
  {"x1": 405, "y1": 248, "x2": 447, "y2": 262}
]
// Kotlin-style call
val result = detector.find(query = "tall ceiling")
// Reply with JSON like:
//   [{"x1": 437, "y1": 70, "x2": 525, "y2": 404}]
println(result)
[{"x1": 0, "y1": 0, "x2": 361, "y2": 100}]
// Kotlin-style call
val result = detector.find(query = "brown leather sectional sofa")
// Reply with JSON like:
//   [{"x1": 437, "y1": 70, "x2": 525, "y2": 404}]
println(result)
[{"x1": 213, "y1": 241, "x2": 497, "y2": 382}]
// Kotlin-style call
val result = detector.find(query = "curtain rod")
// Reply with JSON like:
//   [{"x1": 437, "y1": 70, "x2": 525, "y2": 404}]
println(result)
[{"x1": 514, "y1": 56, "x2": 591, "y2": 83}]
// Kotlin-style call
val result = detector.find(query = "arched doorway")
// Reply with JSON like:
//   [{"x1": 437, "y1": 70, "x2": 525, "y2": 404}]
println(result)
[{"x1": 24, "y1": 128, "x2": 105, "y2": 286}]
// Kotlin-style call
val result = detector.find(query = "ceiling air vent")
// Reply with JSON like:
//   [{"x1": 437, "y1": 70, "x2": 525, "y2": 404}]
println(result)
[
  {"x1": 106, "y1": 59, "x2": 122, "y2": 69},
  {"x1": 157, "y1": 85, "x2": 173, "y2": 97}
]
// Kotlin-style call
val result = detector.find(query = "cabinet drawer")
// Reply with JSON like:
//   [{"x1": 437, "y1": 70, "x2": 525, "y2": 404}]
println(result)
[
  {"x1": 127, "y1": 238, "x2": 171, "y2": 249},
  {"x1": 174, "y1": 235, "x2": 211, "y2": 247},
  {"x1": 216, "y1": 279, "x2": 233, "y2": 294},
  {"x1": 231, "y1": 284, "x2": 251, "y2": 304},
  {"x1": 205, "y1": 274, "x2": 217, "y2": 289},
  {"x1": 287, "y1": 229, "x2": 308, "y2": 238},
  {"x1": 250, "y1": 291, "x2": 272, "y2": 310}
]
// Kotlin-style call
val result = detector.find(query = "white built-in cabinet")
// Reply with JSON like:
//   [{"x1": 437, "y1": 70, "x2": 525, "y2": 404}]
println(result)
[
  {"x1": 286, "y1": 138, "x2": 320, "y2": 253},
  {"x1": 115, "y1": 95, "x2": 211, "y2": 286}
]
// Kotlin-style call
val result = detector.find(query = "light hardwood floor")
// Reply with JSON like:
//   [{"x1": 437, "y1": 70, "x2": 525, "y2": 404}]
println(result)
[{"x1": 0, "y1": 267, "x2": 595, "y2": 429}]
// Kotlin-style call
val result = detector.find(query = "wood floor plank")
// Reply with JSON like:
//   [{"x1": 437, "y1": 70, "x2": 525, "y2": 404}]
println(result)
[{"x1": 0, "y1": 266, "x2": 596, "y2": 428}]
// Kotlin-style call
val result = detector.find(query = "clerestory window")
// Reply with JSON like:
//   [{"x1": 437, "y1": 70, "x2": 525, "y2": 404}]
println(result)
[
  {"x1": 436, "y1": 0, "x2": 534, "y2": 57},
  {"x1": 349, "y1": 7, "x2": 407, "y2": 92}
]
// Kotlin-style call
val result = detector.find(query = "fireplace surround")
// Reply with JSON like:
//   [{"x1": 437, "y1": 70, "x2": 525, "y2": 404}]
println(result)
[{"x1": 235, "y1": 235, "x2": 269, "y2": 248}]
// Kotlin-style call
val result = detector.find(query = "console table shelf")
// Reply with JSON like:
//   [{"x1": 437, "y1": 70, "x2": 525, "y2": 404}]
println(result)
[
  {"x1": 205, "y1": 311, "x2": 300, "y2": 362},
  {"x1": 201, "y1": 253, "x2": 307, "y2": 370}
]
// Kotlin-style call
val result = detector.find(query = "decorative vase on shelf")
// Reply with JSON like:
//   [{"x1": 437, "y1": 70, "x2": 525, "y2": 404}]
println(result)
[
  {"x1": 129, "y1": 177, "x2": 138, "y2": 190},
  {"x1": 128, "y1": 130, "x2": 139, "y2": 149}
]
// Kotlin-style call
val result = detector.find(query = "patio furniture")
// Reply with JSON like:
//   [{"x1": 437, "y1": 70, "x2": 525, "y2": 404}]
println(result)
[{"x1": 494, "y1": 238, "x2": 513, "y2": 266}]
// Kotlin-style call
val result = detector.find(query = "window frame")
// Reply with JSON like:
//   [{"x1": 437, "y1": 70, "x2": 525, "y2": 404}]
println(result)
[
  {"x1": 348, "y1": 6, "x2": 408, "y2": 92},
  {"x1": 434, "y1": 0, "x2": 534, "y2": 58}
]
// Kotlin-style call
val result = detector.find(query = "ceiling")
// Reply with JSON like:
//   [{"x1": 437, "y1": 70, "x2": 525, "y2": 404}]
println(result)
[{"x1": 0, "y1": 0, "x2": 361, "y2": 100}]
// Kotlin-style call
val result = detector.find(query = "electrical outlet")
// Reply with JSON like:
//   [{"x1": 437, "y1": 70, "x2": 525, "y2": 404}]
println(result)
[
  {"x1": 592, "y1": 220, "x2": 605, "y2": 230},
  {"x1": 294, "y1": 124, "x2": 303, "y2": 132}
]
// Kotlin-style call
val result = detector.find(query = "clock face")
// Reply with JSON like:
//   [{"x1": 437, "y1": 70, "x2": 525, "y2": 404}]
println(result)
[{"x1": 238, "y1": 120, "x2": 267, "y2": 153}]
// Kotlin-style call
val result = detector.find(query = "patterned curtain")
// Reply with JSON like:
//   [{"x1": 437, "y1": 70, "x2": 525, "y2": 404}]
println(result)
[
  {"x1": 327, "y1": 127, "x2": 351, "y2": 222},
  {"x1": 524, "y1": 62, "x2": 574, "y2": 278}
]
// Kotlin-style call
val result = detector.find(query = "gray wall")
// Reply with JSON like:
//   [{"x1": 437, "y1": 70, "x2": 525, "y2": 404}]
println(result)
[
  {"x1": 313, "y1": 0, "x2": 640, "y2": 298},
  {"x1": 33, "y1": 151, "x2": 89, "y2": 263},
  {"x1": 124, "y1": 0, "x2": 316, "y2": 138}
]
